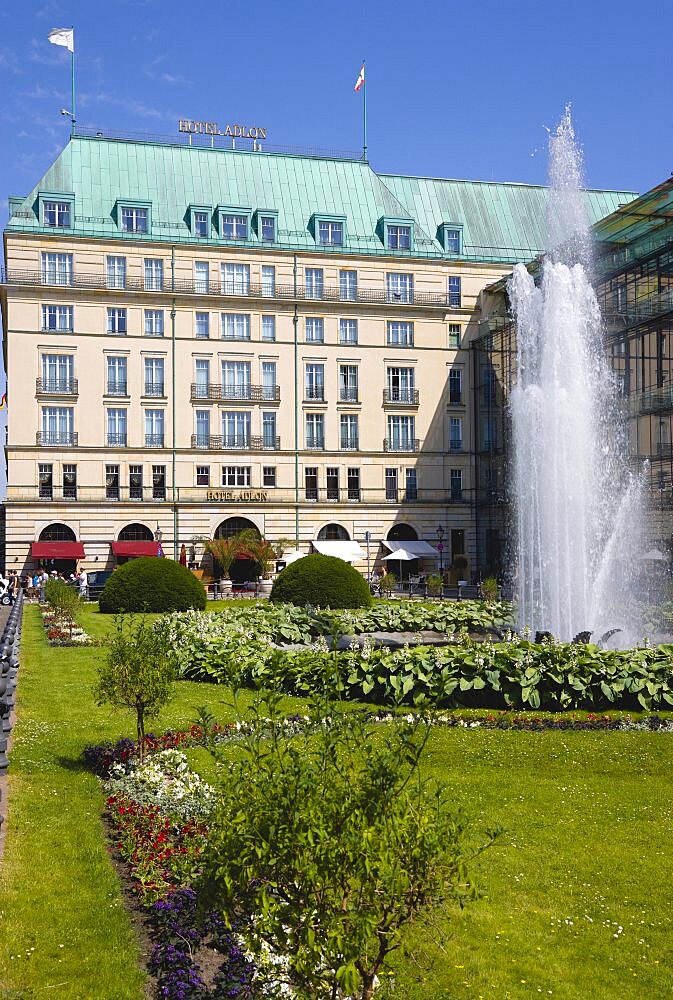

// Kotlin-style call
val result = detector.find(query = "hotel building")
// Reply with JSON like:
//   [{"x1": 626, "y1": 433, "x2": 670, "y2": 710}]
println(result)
[{"x1": 0, "y1": 129, "x2": 632, "y2": 579}]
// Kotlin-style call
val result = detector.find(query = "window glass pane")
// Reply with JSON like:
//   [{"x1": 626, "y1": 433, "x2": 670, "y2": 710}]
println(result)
[
  {"x1": 221, "y1": 263, "x2": 250, "y2": 295},
  {"x1": 194, "y1": 212, "x2": 209, "y2": 237},
  {"x1": 221, "y1": 313, "x2": 251, "y2": 340},
  {"x1": 261, "y1": 265, "x2": 275, "y2": 296},
  {"x1": 107, "y1": 256, "x2": 126, "y2": 289},
  {"x1": 121, "y1": 206, "x2": 148, "y2": 233},
  {"x1": 195, "y1": 311, "x2": 209, "y2": 338},
  {"x1": 194, "y1": 261, "x2": 209, "y2": 293},
  {"x1": 305, "y1": 317, "x2": 324, "y2": 343},
  {"x1": 305, "y1": 268, "x2": 323, "y2": 299},
  {"x1": 448, "y1": 276, "x2": 461, "y2": 307},
  {"x1": 386, "y1": 321, "x2": 413, "y2": 346},
  {"x1": 261, "y1": 315, "x2": 276, "y2": 341},
  {"x1": 144, "y1": 258, "x2": 163, "y2": 291},
  {"x1": 221, "y1": 214, "x2": 248, "y2": 239},
  {"x1": 261, "y1": 216, "x2": 276, "y2": 242},
  {"x1": 339, "y1": 270, "x2": 357, "y2": 301},
  {"x1": 339, "y1": 318, "x2": 358, "y2": 344},
  {"x1": 318, "y1": 220, "x2": 343, "y2": 246},
  {"x1": 144, "y1": 309, "x2": 164, "y2": 336}
]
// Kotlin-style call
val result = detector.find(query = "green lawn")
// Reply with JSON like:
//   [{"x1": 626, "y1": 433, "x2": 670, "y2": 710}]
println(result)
[{"x1": 1, "y1": 605, "x2": 671, "y2": 999}]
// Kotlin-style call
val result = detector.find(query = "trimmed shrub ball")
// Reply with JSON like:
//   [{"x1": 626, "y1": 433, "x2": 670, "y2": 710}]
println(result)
[
  {"x1": 270, "y1": 553, "x2": 372, "y2": 609},
  {"x1": 99, "y1": 557, "x2": 207, "y2": 613}
]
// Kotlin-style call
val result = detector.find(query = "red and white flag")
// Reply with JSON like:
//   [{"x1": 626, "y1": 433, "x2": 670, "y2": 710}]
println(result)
[{"x1": 354, "y1": 63, "x2": 365, "y2": 92}]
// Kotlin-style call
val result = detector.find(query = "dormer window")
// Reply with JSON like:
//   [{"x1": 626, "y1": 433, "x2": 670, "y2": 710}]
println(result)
[
  {"x1": 121, "y1": 206, "x2": 148, "y2": 233},
  {"x1": 440, "y1": 223, "x2": 463, "y2": 254},
  {"x1": 221, "y1": 214, "x2": 248, "y2": 239},
  {"x1": 194, "y1": 212, "x2": 209, "y2": 237},
  {"x1": 318, "y1": 220, "x2": 343, "y2": 246},
  {"x1": 261, "y1": 216, "x2": 276, "y2": 242},
  {"x1": 44, "y1": 201, "x2": 71, "y2": 228},
  {"x1": 387, "y1": 224, "x2": 411, "y2": 250},
  {"x1": 187, "y1": 204, "x2": 213, "y2": 238}
]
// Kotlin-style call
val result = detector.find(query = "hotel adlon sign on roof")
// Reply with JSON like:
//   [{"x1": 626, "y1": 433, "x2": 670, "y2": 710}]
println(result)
[{"x1": 179, "y1": 119, "x2": 267, "y2": 140}]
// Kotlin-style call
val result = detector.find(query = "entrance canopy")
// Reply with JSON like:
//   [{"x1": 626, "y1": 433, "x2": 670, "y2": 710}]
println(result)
[
  {"x1": 32, "y1": 541, "x2": 85, "y2": 559},
  {"x1": 111, "y1": 541, "x2": 161, "y2": 557},
  {"x1": 381, "y1": 540, "x2": 439, "y2": 558},
  {"x1": 310, "y1": 540, "x2": 366, "y2": 562}
]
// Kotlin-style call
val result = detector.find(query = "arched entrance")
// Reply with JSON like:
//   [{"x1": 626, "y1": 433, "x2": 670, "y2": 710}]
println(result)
[
  {"x1": 118, "y1": 523, "x2": 154, "y2": 541},
  {"x1": 113, "y1": 523, "x2": 158, "y2": 565},
  {"x1": 387, "y1": 523, "x2": 418, "y2": 542},
  {"x1": 317, "y1": 523, "x2": 350, "y2": 541},
  {"x1": 384, "y1": 524, "x2": 419, "y2": 581},
  {"x1": 37, "y1": 523, "x2": 79, "y2": 576},
  {"x1": 214, "y1": 517, "x2": 261, "y2": 583}
]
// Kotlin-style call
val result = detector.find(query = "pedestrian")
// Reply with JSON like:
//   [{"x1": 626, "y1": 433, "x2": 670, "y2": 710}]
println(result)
[
  {"x1": 10, "y1": 572, "x2": 19, "y2": 604},
  {"x1": 39, "y1": 568, "x2": 48, "y2": 603},
  {"x1": 78, "y1": 567, "x2": 88, "y2": 600}
]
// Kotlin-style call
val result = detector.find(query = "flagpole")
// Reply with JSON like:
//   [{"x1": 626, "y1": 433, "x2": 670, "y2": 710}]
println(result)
[
  {"x1": 362, "y1": 59, "x2": 367, "y2": 161},
  {"x1": 70, "y1": 45, "x2": 75, "y2": 135}
]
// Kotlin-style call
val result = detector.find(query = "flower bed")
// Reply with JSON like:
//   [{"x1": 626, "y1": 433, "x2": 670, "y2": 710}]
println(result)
[{"x1": 41, "y1": 606, "x2": 94, "y2": 646}]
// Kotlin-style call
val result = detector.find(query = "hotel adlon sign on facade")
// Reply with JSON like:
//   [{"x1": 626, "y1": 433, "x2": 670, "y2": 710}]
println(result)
[{"x1": 179, "y1": 119, "x2": 267, "y2": 140}]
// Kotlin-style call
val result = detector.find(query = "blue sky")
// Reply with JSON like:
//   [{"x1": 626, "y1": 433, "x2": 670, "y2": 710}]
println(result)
[{"x1": 1, "y1": 0, "x2": 672, "y2": 491}]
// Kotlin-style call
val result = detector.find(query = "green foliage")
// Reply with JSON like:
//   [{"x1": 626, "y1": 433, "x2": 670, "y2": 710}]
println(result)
[
  {"x1": 99, "y1": 557, "x2": 206, "y2": 614},
  {"x1": 270, "y1": 553, "x2": 373, "y2": 608},
  {"x1": 480, "y1": 576, "x2": 499, "y2": 602},
  {"x1": 380, "y1": 572, "x2": 397, "y2": 596},
  {"x1": 45, "y1": 577, "x2": 81, "y2": 620},
  {"x1": 200, "y1": 692, "x2": 492, "y2": 1000},
  {"x1": 94, "y1": 615, "x2": 176, "y2": 760},
  {"x1": 426, "y1": 573, "x2": 443, "y2": 596}
]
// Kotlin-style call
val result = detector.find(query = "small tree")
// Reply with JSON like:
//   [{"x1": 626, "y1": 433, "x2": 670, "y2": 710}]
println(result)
[
  {"x1": 199, "y1": 692, "x2": 497, "y2": 1000},
  {"x1": 205, "y1": 536, "x2": 241, "y2": 580},
  {"x1": 94, "y1": 615, "x2": 175, "y2": 762},
  {"x1": 45, "y1": 578, "x2": 81, "y2": 638}
]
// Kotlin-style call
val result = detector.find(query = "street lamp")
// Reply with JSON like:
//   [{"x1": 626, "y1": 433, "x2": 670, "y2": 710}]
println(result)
[{"x1": 436, "y1": 524, "x2": 445, "y2": 575}]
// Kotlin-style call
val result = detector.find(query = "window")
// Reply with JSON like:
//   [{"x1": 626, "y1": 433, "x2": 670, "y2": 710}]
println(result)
[
  {"x1": 152, "y1": 465, "x2": 166, "y2": 500},
  {"x1": 339, "y1": 365, "x2": 358, "y2": 402},
  {"x1": 443, "y1": 228, "x2": 462, "y2": 253},
  {"x1": 194, "y1": 358, "x2": 210, "y2": 398},
  {"x1": 261, "y1": 361, "x2": 277, "y2": 400},
  {"x1": 305, "y1": 364, "x2": 325, "y2": 401},
  {"x1": 261, "y1": 315, "x2": 276, "y2": 342},
  {"x1": 305, "y1": 268, "x2": 323, "y2": 299},
  {"x1": 222, "y1": 466, "x2": 251, "y2": 486},
  {"x1": 387, "y1": 415, "x2": 415, "y2": 451},
  {"x1": 221, "y1": 214, "x2": 248, "y2": 240},
  {"x1": 451, "y1": 529, "x2": 465, "y2": 562},
  {"x1": 305, "y1": 317, "x2": 324, "y2": 343},
  {"x1": 107, "y1": 408, "x2": 127, "y2": 447},
  {"x1": 144, "y1": 258, "x2": 163, "y2": 291},
  {"x1": 221, "y1": 312, "x2": 251, "y2": 341},
  {"x1": 482, "y1": 367, "x2": 497, "y2": 405},
  {"x1": 222, "y1": 360, "x2": 251, "y2": 399},
  {"x1": 106, "y1": 464, "x2": 120, "y2": 500},
  {"x1": 41, "y1": 304, "x2": 73, "y2": 332},
  {"x1": 145, "y1": 409, "x2": 165, "y2": 448},
  {"x1": 41, "y1": 252, "x2": 72, "y2": 286},
  {"x1": 195, "y1": 410, "x2": 210, "y2": 447},
  {"x1": 262, "y1": 411, "x2": 277, "y2": 448},
  {"x1": 449, "y1": 368, "x2": 462, "y2": 404},
  {"x1": 41, "y1": 353, "x2": 74, "y2": 393},
  {"x1": 43, "y1": 200, "x2": 71, "y2": 227},
  {"x1": 196, "y1": 465, "x2": 210, "y2": 486},
  {"x1": 385, "y1": 467, "x2": 398, "y2": 501},
  {"x1": 39, "y1": 463, "x2": 53, "y2": 500},
  {"x1": 107, "y1": 256, "x2": 126, "y2": 289},
  {"x1": 387, "y1": 367, "x2": 415, "y2": 403},
  {"x1": 387, "y1": 224, "x2": 411, "y2": 250},
  {"x1": 144, "y1": 309, "x2": 164, "y2": 337},
  {"x1": 340, "y1": 414, "x2": 359, "y2": 450},
  {"x1": 195, "y1": 311, "x2": 210, "y2": 339},
  {"x1": 339, "y1": 270, "x2": 357, "y2": 301},
  {"x1": 260, "y1": 216, "x2": 276, "y2": 242},
  {"x1": 387, "y1": 321, "x2": 413, "y2": 347},
  {"x1": 386, "y1": 272, "x2": 413, "y2": 303},
  {"x1": 194, "y1": 212, "x2": 209, "y2": 238},
  {"x1": 106, "y1": 307, "x2": 127, "y2": 335},
  {"x1": 106, "y1": 356, "x2": 127, "y2": 395},
  {"x1": 326, "y1": 466, "x2": 339, "y2": 501},
  {"x1": 336, "y1": 318, "x2": 357, "y2": 346},
  {"x1": 41, "y1": 406, "x2": 74, "y2": 445},
  {"x1": 129, "y1": 464, "x2": 143, "y2": 500},
  {"x1": 449, "y1": 416, "x2": 463, "y2": 452},
  {"x1": 347, "y1": 467, "x2": 360, "y2": 501},
  {"x1": 448, "y1": 323, "x2": 461, "y2": 350},
  {"x1": 194, "y1": 261, "x2": 209, "y2": 294},
  {"x1": 448, "y1": 276, "x2": 461, "y2": 307},
  {"x1": 121, "y1": 206, "x2": 148, "y2": 233},
  {"x1": 221, "y1": 411, "x2": 251, "y2": 448},
  {"x1": 306, "y1": 413, "x2": 324, "y2": 449},
  {"x1": 221, "y1": 263, "x2": 250, "y2": 295},
  {"x1": 305, "y1": 466, "x2": 318, "y2": 500},
  {"x1": 483, "y1": 416, "x2": 496, "y2": 451},
  {"x1": 263, "y1": 466, "x2": 276, "y2": 487},
  {"x1": 450, "y1": 468, "x2": 463, "y2": 501},
  {"x1": 318, "y1": 220, "x2": 343, "y2": 246},
  {"x1": 144, "y1": 357, "x2": 165, "y2": 396},
  {"x1": 261, "y1": 265, "x2": 275, "y2": 297},
  {"x1": 405, "y1": 468, "x2": 417, "y2": 501}
]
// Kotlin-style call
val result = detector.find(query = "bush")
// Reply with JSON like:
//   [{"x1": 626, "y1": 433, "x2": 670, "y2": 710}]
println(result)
[
  {"x1": 45, "y1": 577, "x2": 80, "y2": 619},
  {"x1": 270, "y1": 553, "x2": 372, "y2": 609},
  {"x1": 99, "y1": 557, "x2": 206, "y2": 614}
]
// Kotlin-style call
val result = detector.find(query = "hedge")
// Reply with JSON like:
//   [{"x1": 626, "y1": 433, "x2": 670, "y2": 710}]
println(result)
[{"x1": 99, "y1": 558, "x2": 207, "y2": 613}]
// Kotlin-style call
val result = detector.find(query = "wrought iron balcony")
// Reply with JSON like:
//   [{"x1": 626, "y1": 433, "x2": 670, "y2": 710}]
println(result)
[
  {"x1": 339, "y1": 388, "x2": 359, "y2": 403},
  {"x1": 36, "y1": 378, "x2": 78, "y2": 396},
  {"x1": 305, "y1": 387, "x2": 325, "y2": 402},
  {"x1": 630, "y1": 386, "x2": 673, "y2": 416},
  {"x1": 143, "y1": 382, "x2": 166, "y2": 397},
  {"x1": 305, "y1": 438, "x2": 325, "y2": 451},
  {"x1": 145, "y1": 434, "x2": 165, "y2": 448},
  {"x1": 36, "y1": 431, "x2": 78, "y2": 446},
  {"x1": 449, "y1": 442, "x2": 464, "y2": 453},
  {"x1": 106, "y1": 381, "x2": 128, "y2": 397},
  {"x1": 383, "y1": 438, "x2": 420, "y2": 452},
  {"x1": 106, "y1": 433, "x2": 128, "y2": 447},
  {"x1": 190, "y1": 383, "x2": 280, "y2": 403},
  {"x1": 340, "y1": 439, "x2": 359, "y2": 451},
  {"x1": 190, "y1": 434, "x2": 280, "y2": 451},
  {"x1": 383, "y1": 388, "x2": 419, "y2": 406}
]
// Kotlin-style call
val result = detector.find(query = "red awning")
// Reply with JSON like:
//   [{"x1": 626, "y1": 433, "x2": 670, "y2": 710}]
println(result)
[
  {"x1": 111, "y1": 541, "x2": 160, "y2": 557},
  {"x1": 32, "y1": 541, "x2": 85, "y2": 559}
]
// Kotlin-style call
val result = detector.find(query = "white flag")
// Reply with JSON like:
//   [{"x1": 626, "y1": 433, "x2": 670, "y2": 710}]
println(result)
[
  {"x1": 354, "y1": 63, "x2": 365, "y2": 92},
  {"x1": 48, "y1": 28, "x2": 74, "y2": 53}
]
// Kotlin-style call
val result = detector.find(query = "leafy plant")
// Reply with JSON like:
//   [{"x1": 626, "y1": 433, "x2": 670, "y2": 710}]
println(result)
[
  {"x1": 380, "y1": 572, "x2": 397, "y2": 596},
  {"x1": 204, "y1": 536, "x2": 240, "y2": 581},
  {"x1": 480, "y1": 577, "x2": 499, "y2": 602},
  {"x1": 426, "y1": 573, "x2": 444, "y2": 597}
]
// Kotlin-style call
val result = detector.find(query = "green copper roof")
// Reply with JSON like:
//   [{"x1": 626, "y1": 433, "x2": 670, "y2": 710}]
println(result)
[{"x1": 6, "y1": 135, "x2": 638, "y2": 264}]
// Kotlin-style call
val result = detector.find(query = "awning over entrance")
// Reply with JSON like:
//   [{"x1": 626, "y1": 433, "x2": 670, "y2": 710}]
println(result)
[
  {"x1": 32, "y1": 541, "x2": 85, "y2": 559},
  {"x1": 310, "y1": 541, "x2": 367, "y2": 562},
  {"x1": 111, "y1": 541, "x2": 161, "y2": 557},
  {"x1": 381, "y1": 540, "x2": 439, "y2": 558}
]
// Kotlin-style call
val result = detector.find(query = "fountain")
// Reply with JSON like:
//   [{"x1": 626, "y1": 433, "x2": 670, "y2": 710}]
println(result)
[{"x1": 509, "y1": 107, "x2": 645, "y2": 643}]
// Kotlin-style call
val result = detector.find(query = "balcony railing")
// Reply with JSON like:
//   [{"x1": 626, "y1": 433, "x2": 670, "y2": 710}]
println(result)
[
  {"x1": 383, "y1": 388, "x2": 419, "y2": 406},
  {"x1": 383, "y1": 438, "x2": 420, "y2": 452},
  {"x1": 190, "y1": 383, "x2": 280, "y2": 402},
  {"x1": 305, "y1": 387, "x2": 325, "y2": 402},
  {"x1": 629, "y1": 385, "x2": 673, "y2": 416},
  {"x1": 305, "y1": 439, "x2": 325, "y2": 451},
  {"x1": 143, "y1": 382, "x2": 165, "y2": 397},
  {"x1": 340, "y1": 439, "x2": 359, "y2": 451},
  {"x1": 449, "y1": 441, "x2": 464, "y2": 453},
  {"x1": 106, "y1": 433, "x2": 128, "y2": 447},
  {"x1": 36, "y1": 378, "x2": 78, "y2": 395},
  {"x1": 106, "y1": 381, "x2": 128, "y2": 397},
  {"x1": 36, "y1": 431, "x2": 78, "y2": 446},
  {"x1": 145, "y1": 434, "x2": 165, "y2": 448},
  {"x1": 190, "y1": 434, "x2": 281, "y2": 451},
  {"x1": 0, "y1": 268, "x2": 449, "y2": 307},
  {"x1": 339, "y1": 388, "x2": 359, "y2": 403}
]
